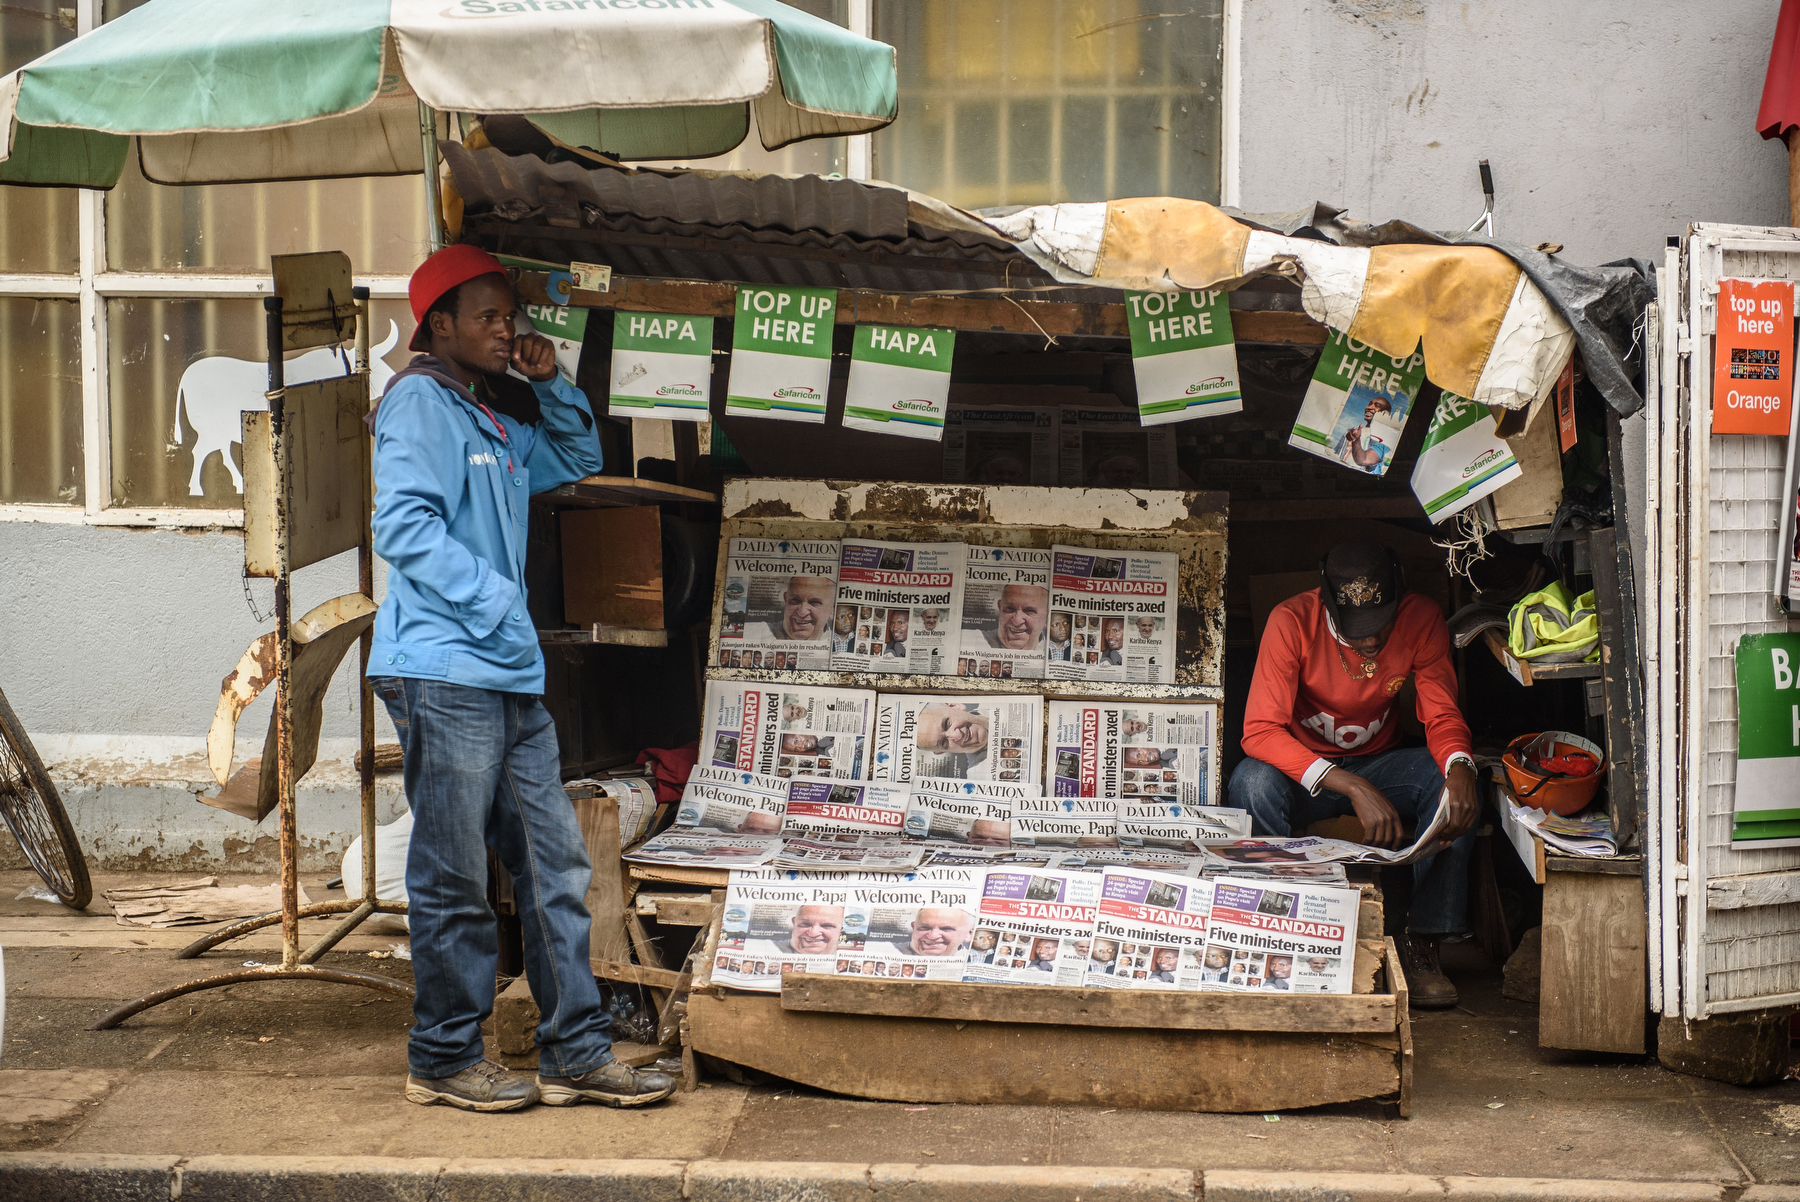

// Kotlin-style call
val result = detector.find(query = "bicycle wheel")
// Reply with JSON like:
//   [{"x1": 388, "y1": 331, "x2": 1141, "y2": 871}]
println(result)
[{"x1": 0, "y1": 686, "x2": 90, "y2": 909}]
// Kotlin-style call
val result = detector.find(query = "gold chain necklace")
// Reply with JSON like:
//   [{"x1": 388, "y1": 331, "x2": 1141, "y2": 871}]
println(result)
[{"x1": 1337, "y1": 643, "x2": 1378, "y2": 680}]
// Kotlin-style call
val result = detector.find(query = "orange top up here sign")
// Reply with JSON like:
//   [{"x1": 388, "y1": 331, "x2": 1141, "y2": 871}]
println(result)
[{"x1": 1714, "y1": 278, "x2": 1796, "y2": 435}]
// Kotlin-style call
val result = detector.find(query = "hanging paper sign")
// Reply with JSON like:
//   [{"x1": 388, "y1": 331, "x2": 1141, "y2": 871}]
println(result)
[
  {"x1": 1409, "y1": 391, "x2": 1522, "y2": 523},
  {"x1": 1713, "y1": 278, "x2": 1796, "y2": 435},
  {"x1": 1124, "y1": 289, "x2": 1242, "y2": 425},
  {"x1": 1554, "y1": 360, "x2": 1577, "y2": 452},
  {"x1": 607, "y1": 310, "x2": 714, "y2": 421},
  {"x1": 726, "y1": 285, "x2": 836, "y2": 423},
  {"x1": 1289, "y1": 333, "x2": 1426, "y2": 477},
  {"x1": 514, "y1": 303, "x2": 588, "y2": 387},
  {"x1": 1731, "y1": 632, "x2": 1800, "y2": 846},
  {"x1": 842, "y1": 324, "x2": 956, "y2": 441}
]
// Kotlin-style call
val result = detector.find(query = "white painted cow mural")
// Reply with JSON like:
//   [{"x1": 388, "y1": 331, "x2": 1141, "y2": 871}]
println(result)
[{"x1": 175, "y1": 321, "x2": 401, "y2": 496}]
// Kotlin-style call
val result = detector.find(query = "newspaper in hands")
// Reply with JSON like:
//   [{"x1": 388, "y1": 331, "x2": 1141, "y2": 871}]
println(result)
[
  {"x1": 829, "y1": 538, "x2": 964, "y2": 675},
  {"x1": 1045, "y1": 546, "x2": 1178, "y2": 684},
  {"x1": 1199, "y1": 879, "x2": 1359, "y2": 994},
  {"x1": 874, "y1": 692, "x2": 1044, "y2": 785},
  {"x1": 1046, "y1": 700, "x2": 1217, "y2": 805},
  {"x1": 1088, "y1": 869, "x2": 1215, "y2": 989},
  {"x1": 902, "y1": 777, "x2": 1028, "y2": 845},
  {"x1": 1202, "y1": 793, "x2": 1452, "y2": 869},
  {"x1": 701, "y1": 681, "x2": 877, "y2": 780},
  {"x1": 957, "y1": 547, "x2": 1052, "y2": 680},
  {"x1": 1011, "y1": 795, "x2": 1121, "y2": 848},
  {"x1": 963, "y1": 868, "x2": 1102, "y2": 986},
  {"x1": 715, "y1": 538, "x2": 841, "y2": 671}
]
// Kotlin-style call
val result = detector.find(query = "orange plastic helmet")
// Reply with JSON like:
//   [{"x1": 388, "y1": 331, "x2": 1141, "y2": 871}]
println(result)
[{"x1": 1503, "y1": 731, "x2": 1606, "y2": 816}]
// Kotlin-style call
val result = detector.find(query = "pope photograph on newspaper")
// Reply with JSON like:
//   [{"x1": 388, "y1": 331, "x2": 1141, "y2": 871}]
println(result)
[{"x1": 715, "y1": 537, "x2": 840, "y2": 671}]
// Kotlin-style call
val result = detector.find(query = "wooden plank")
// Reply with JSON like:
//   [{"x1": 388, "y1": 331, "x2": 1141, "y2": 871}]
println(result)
[
  {"x1": 629, "y1": 864, "x2": 732, "y2": 888},
  {"x1": 1539, "y1": 868, "x2": 1648, "y2": 1054},
  {"x1": 1387, "y1": 935, "x2": 1413, "y2": 1119},
  {"x1": 1353, "y1": 939, "x2": 1386, "y2": 995},
  {"x1": 569, "y1": 795, "x2": 633, "y2": 965},
  {"x1": 636, "y1": 895, "x2": 719, "y2": 926},
  {"x1": 1708, "y1": 870, "x2": 1800, "y2": 910},
  {"x1": 538, "y1": 625, "x2": 670, "y2": 647},
  {"x1": 625, "y1": 910, "x2": 672, "y2": 1014},
  {"x1": 1357, "y1": 896, "x2": 1384, "y2": 942},
  {"x1": 590, "y1": 958, "x2": 691, "y2": 992},
  {"x1": 610, "y1": 1041, "x2": 672, "y2": 1069},
  {"x1": 536, "y1": 475, "x2": 719, "y2": 509},
  {"x1": 689, "y1": 993, "x2": 1400, "y2": 1112},
  {"x1": 778, "y1": 975, "x2": 1395, "y2": 1033},
  {"x1": 691, "y1": 902, "x2": 726, "y2": 997},
  {"x1": 1546, "y1": 854, "x2": 1643, "y2": 876}
]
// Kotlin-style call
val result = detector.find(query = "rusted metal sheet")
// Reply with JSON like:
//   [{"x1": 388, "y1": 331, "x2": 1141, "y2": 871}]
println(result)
[
  {"x1": 707, "y1": 480, "x2": 1227, "y2": 701},
  {"x1": 271, "y1": 251, "x2": 357, "y2": 352},
  {"x1": 243, "y1": 375, "x2": 373, "y2": 578}
]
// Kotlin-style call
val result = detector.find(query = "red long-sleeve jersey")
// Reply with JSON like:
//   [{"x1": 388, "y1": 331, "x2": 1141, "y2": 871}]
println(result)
[{"x1": 1242, "y1": 590, "x2": 1472, "y2": 788}]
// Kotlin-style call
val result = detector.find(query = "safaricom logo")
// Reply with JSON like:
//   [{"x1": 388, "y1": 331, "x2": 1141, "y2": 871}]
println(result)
[
  {"x1": 655, "y1": 383, "x2": 704, "y2": 397},
  {"x1": 1463, "y1": 448, "x2": 1508, "y2": 478},
  {"x1": 444, "y1": 0, "x2": 716, "y2": 17},
  {"x1": 895, "y1": 399, "x2": 936, "y2": 412},
  {"x1": 774, "y1": 387, "x2": 820, "y2": 399},
  {"x1": 1185, "y1": 376, "x2": 1228, "y2": 395}
]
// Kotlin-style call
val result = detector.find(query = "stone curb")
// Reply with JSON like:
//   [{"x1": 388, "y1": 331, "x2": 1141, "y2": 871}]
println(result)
[{"x1": 0, "y1": 1153, "x2": 1754, "y2": 1202}]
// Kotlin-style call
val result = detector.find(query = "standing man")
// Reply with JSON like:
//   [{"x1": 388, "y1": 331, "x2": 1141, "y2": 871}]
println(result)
[
  {"x1": 370, "y1": 245, "x2": 675, "y2": 1111},
  {"x1": 1228, "y1": 541, "x2": 1478, "y2": 1007}
]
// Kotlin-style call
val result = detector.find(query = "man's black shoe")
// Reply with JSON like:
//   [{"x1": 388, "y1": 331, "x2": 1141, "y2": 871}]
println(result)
[{"x1": 538, "y1": 1059, "x2": 676, "y2": 1107}]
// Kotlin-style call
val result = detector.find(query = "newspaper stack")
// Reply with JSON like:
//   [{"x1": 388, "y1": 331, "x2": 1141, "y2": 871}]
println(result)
[
  {"x1": 829, "y1": 538, "x2": 964, "y2": 675},
  {"x1": 874, "y1": 692, "x2": 1045, "y2": 785},
  {"x1": 1011, "y1": 795, "x2": 1121, "y2": 848},
  {"x1": 1046, "y1": 700, "x2": 1217, "y2": 806},
  {"x1": 714, "y1": 537, "x2": 841, "y2": 671},
  {"x1": 902, "y1": 777, "x2": 1030, "y2": 845},
  {"x1": 565, "y1": 776, "x2": 658, "y2": 844},
  {"x1": 1058, "y1": 408, "x2": 1178, "y2": 488},
  {"x1": 942, "y1": 404, "x2": 1059, "y2": 485},
  {"x1": 1501, "y1": 793, "x2": 1617, "y2": 857},
  {"x1": 1087, "y1": 869, "x2": 1215, "y2": 989},
  {"x1": 957, "y1": 547, "x2": 1052, "y2": 680},
  {"x1": 623, "y1": 767, "x2": 788, "y2": 869},
  {"x1": 1118, "y1": 803, "x2": 1251, "y2": 851},
  {"x1": 963, "y1": 867, "x2": 1102, "y2": 986},
  {"x1": 1199, "y1": 879, "x2": 1358, "y2": 994},
  {"x1": 1045, "y1": 546, "x2": 1178, "y2": 684},
  {"x1": 1048, "y1": 848, "x2": 1207, "y2": 876},
  {"x1": 782, "y1": 779, "x2": 911, "y2": 840},
  {"x1": 769, "y1": 840, "x2": 927, "y2": 872},
  {"x1": 701, "y1": 680, "x2": 877, "y2": 780}
]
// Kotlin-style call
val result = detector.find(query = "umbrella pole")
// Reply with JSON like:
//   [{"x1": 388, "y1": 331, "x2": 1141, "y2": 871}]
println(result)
[{"x1": 420, "y1": 102, "x2": 444, "y2": 252}]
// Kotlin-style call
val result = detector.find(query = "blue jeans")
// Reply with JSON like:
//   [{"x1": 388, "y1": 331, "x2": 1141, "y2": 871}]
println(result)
[
  {"x1": 1226, "y1": 746, "x2": 1474, "y2": 936},
  {"x1": 373, "y1": 676, "x2": 612, "y2": 1079}
]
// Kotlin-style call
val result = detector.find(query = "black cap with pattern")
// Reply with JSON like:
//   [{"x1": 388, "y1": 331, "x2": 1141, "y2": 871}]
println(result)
[{"x1": 1321, "y1": 541, "x2": 1401, "y2": 639}]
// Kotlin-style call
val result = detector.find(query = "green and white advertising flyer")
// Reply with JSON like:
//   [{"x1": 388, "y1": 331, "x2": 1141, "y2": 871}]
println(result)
[
  {"x1": 495, "y1": 253, "x2": 588, "y2": 387},
  {"x1": 1409, "y1": 391, "x2": 1522, "y2": 523},
  {"x1": 608, "y1": 310, "x2": 715, "y2": 421},
  {"x1": 1289, "y1": 333, "x2": 1427, "y2": 477},
  {"x1": 1125, "y1": 289, "x2": 1241, "y2": 425},
  {"x1": 726, "y1": 285, "x2": 836, "y2": 423},
  {"x1": 842, "y1": 324, "x2": 956, "y2": 440},
  {"x1": 1732, "y1": 632, "x2": 1800, "y2": 846}
]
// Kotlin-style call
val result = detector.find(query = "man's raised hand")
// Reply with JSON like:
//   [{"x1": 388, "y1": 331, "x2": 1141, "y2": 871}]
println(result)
[{"x1": 511, "y1": 332, "x2": 559, "y2": 382}]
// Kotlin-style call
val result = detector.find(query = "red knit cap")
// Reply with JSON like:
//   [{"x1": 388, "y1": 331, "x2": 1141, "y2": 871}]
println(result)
[{"x1": 407, "y1": 244, "x2": 506, "y2": 351}]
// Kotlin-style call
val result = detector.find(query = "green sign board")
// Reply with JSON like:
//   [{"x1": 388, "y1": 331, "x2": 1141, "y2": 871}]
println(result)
[
  {"x1": 1125, "y1": 289, "x2": 1241, "y2": 425},
  {"x1": 1733, "y1": 632, "x2": 1800, "y2": 844},
  {"x1": 726, "y1": 285, "x2": 836, "y2": 423},
  {"x1": 1289, "y1": 333, "x2": 1427, "y2": 477},
  {"x1": 842, "y1": 324, "x2": 956, "y2": 440},
  {"x1": 607, "y1": 310, "x2": 714, "y2": 421}
]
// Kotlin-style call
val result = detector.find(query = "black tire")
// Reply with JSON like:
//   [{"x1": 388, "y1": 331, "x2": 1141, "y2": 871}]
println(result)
[{"x1": 0, "y1": 686, "x2": 90, "y2": 910}]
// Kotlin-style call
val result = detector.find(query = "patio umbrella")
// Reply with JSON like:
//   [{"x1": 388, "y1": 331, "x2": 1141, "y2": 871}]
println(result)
[{"x1": 0, "y1": 0, "x2": 896, "y2": 189}]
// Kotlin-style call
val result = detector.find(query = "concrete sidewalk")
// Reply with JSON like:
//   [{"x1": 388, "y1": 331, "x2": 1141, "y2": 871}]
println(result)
[{"x1": 3, "y1": 869, "x2": 1799, "y2": 1200}]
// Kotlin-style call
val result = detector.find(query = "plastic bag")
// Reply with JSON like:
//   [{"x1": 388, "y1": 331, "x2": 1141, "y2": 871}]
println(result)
[{"x1": 340, "y1": 809, "x2": 412, "y2": 932}]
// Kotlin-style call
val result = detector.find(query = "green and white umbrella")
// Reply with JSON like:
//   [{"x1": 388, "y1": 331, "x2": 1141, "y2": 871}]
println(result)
[{"x1": 0, "y1": 0, "x2": 896, "y2": 188}]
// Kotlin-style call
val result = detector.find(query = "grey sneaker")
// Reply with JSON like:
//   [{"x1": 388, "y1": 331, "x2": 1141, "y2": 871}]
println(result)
[
  {"x1": 538, "y1": 1059, "x2": 676, "y2": 1108},
  {"x1": 1399, "y1": 934, "x2": 1459, "y2": 1010},
  {"x1": 405, "y1": 1059, "x2": 540, "y2": 1112}
]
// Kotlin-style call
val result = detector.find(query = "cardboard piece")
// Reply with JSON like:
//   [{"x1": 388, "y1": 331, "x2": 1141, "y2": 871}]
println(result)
[{"x1": 562, "y1": 505, "x2": 663, "y2": 629}]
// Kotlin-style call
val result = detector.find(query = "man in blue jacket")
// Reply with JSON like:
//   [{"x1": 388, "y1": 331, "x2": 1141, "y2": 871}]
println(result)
[{"x1": 369, "y1": 244, "x2": 673, "y2": 1112}]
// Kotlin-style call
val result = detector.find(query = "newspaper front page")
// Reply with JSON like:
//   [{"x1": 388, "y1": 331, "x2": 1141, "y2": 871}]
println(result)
[
  {"x1": 770, "y1": 840, "x2": 926, "y2": 872},
  {"x1": 782, "y1": 779, "x2": 911, "y2": 839},
  {"x1": 1199, "y1": 879, "x2": 1358, "y2": 994},
  {"x1": 1117, "y1": 803, "x2": 1250, "y2": 850},
  {"x1": 958, "y1": 547, "x2": 1051, "y2": 680},
  {"x1": 874, "y1": 692, "x2": 1045, "y2": 785},
  {"x1": 1046, "y1": 700, "x2": 1218, "y2": 805},
  {"x1": 624, "y1": 766, "x2": 788, "y2": 868},
  {"x1": 943, "y1": 405, "x2": 1059, "y2": 485},
  {"x1": 963, "y1": 868, "x2": 1102, "y2": 986},
  {"x1": 701, "y1": 681, "x2": 877, "y2": 780},
  {"x1": 902, "y1": 777, "x2": 1031, "y2": 845},
  {"x1": 1045, "y1": 546, "x2": 1178, "y2": 684},
  {"x1": 1058, "y1": 408, "x2": 1177, "y2": 488},
  {"x1": 1088, "y1": 869, "x2": 1215, "y2": 989},
  {"x1": 715, "y1": 538, "x2": 840, "y2": 671},
  {"x1": 829, "y1": 538, "x2": 964, "y2": 675},
  {"x1": 624, "y1": 830, "x2": 779, "y2": 869},
  {"x1": 1048, "y1": 848, "x2": 1206, "y2": 876},
  {"x1": 1011, "y1": 795, "x2": 1121, "y2": 847},
  {"x1": 857, "y1": 866, "x2": 982, "y2": 981}
]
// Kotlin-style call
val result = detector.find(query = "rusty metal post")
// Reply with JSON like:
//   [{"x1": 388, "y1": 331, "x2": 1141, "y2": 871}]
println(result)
[
  {"x1": 265, "y1": 295, "x2": 299, "y2": 970},
  {"x1": 353, "y1": 285, "x2": 377, "y2": 913}
]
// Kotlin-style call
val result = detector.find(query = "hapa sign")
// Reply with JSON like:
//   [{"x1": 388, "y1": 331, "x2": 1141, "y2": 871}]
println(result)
[{"x1": 1712, "y1": 278, "x2": 1796, "y2": 436}]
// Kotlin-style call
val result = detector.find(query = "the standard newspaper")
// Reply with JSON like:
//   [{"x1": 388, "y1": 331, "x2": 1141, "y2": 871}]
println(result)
[
  {"x1": 874, "y1": 692, "x2": 1045, "y2": 785},
  {"x1": 781, "y1": 779, "x2": 911, "y2": 839},
  {"x1": 623, "y1": 766, "x2": 788, "y2": 868},
  {"x1": 1046, "y1": 700, "x2": 1218, "y2": 806},
  {"x1": 1045, "y1": 546, "x2": 1178, "y2": 684},
  {"x1": 958, "y1": 546, "x2": 1051, "y2": 680},
  {"x1": 902, "y1": 777, "x2": 1030, "y2": 845},
  {"x1": 963, "y1": 867, "x2": 1102, "y2": 986},
  {"x1": 1199, "y1": 879, "x2": 1358, "y2": 994},
  {"x1": 943, "y1": 405, "x2": 1059, "y2": 485},
  {"x1": 1058, "y1": 408, "x2": 1178, "y2": 488},
  {"x1": 830, "y1": 538, "x2": 964, "y2": 675},
  {"x1": 701, "y1": 681, "x2": 877, "y2": 780},
  {"x1": 715, "y1": 537, "x2": 841, "y2": 671},
  {"x1": 1117, "y1": 803, "x2": 1251, "y2": 850},
  {"x1": 1088, "y1": 869, "x2": 1215, "y2": 989},
  {"x1": 1011, "y1": 795, "x2": 1121, "y2": 847}
]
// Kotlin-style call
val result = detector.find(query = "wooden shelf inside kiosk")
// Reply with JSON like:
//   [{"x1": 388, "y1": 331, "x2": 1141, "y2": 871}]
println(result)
[
  {"x1": 1481, "y1": 629, "x2": 1601, "y2": 686},
  {"x1": 539, "y1": 624, "x2": 669, "y2": 647},
  {"x1": 536, "y1": 475, "x2": 719, "y2": 509}
]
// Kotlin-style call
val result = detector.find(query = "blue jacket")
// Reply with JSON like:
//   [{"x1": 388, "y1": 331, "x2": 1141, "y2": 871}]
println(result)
[{"x1": 369, "y1": 363, "x2": 602, "y2": 693}]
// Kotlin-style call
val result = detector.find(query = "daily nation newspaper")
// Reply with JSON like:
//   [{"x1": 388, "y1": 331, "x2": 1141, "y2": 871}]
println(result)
[
  {"x1": 713, "y1": 866, "x2": 980, "y2": 991},
  {"x1": 874, "y1": 692, "x2": 1044, "y2": 785},
  {"x1": 715, "y1": 537, "x2": 840, "y2": 671},
  {"x1": 963, "y1": 867, "x2": 1102, "y2": 986},
  {"x1": 701, "y1": 681, "x2": 877, "y2": 780},
  {"x1": 622, "y1": 766, "x2": 788, "y2": 868},
  {"x1": 1011, "y1": 795, "x2": 1121, "y2": 848},
  {"x1": 942, "y1": 405, "x2": 1059, "y2": 485},
  {"x1": 1087, "y1": 869, "x2": 1215, "y2": 990},
  {"x1": 830, "y1": 538, "x2": 964, "y2": 675},
  {"x1": 902, "y1": 777, "x2": 1030, "y2": 845},
  {"x1": 1058, "y1": 407, "x2": 1178, "y2": 488},
  {"x1": 1046, "y1": 700, "x2": 1218, "y2": 806},
  {"x1": 1199, "y1": 879, "x2": 1358, "y2": 994},
  {"x1": 957, "y1": 546, "x2": 1052, "y2": 680},
  {"x1": 1117, "y1": 803, "x2": 1251, "y2": 850},
  {"x1": 781, "y1": 779, "x2": 911, "y2": 839},
  {"x1": 1045, "y1": 546, "x2": 1178, "y2": 684},
  {"x1": 769, "y1": 839, "x2": 926, "y2": 872}
]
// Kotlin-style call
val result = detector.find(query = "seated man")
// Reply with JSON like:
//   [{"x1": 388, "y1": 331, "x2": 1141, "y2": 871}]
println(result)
[{"x1": 1228, "y1": 541, "x2": 1478, "y2": 1008}]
